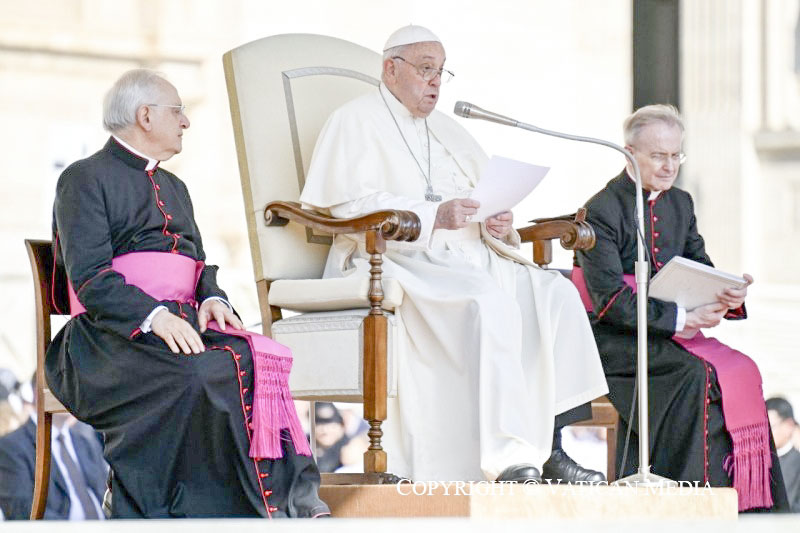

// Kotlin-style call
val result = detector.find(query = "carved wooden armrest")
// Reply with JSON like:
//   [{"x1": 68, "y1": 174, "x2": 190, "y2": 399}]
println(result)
[
  {"x1": 264, "y1": 200, "x2": 420, "y2": 317},
  {"x1": 516, "y1": 208, "x2": 595, "y2": 267},
  {"x1": 264, "y1": 201, "x2": 420, "y2": 243}
]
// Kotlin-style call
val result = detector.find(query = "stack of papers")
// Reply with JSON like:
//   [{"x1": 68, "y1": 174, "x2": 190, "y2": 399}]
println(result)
[
  {"x1": 470, "y1": 156, "x2": 549, "y2": 220},
  {"x1": 648, "y1": 256, "x2": 746, "y2": 310}
]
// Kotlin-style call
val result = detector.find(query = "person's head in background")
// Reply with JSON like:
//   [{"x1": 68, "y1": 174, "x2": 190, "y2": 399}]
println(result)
[
  {"x1": 766, "y1": 396, "x2": 797, "y2": 450},
  {"x1": 0, "y1": 369, "x2": 25, "y2": 436},
  {"x1": 314, "y1": 402, "x2": 346, "y2": 450}
]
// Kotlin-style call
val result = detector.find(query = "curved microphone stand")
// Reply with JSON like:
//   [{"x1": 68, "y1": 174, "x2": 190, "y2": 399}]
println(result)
[{"x1": 454, "y1": 101, "x2": 676, "y2": 487}]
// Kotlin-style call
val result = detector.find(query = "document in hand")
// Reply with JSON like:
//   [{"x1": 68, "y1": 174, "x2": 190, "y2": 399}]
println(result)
[
  {"x1": 648, "y1": 256, "x2": 747, "y2": 311},
  {"x1": 470, "y1": 156, "x2": 550, "y2": 221}
]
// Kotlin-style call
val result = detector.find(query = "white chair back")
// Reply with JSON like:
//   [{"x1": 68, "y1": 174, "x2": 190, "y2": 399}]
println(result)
[{"x1": 223, "y1": 34, "x2": 382, "y2": 281}]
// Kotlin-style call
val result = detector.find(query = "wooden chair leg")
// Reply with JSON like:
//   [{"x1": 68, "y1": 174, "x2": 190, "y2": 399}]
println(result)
[
  {"x1": 362, "y1": 313, "x2": 387, "y2": 474},
  {"x1": 30, "y1": 411, "x2": 52, "y2": 519},
  {"x1": 363, "y1": 232, "x2": 388, "y2": 474},
  {"x1": 606, "y1": 424, "x2": 617, "y2": 482}
]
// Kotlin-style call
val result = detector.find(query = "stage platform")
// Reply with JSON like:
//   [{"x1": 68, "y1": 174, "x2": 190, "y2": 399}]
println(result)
[
  {"x1": 3, "y1": 516, "x2": 800, "y2": 533},
  {"x1": 320, "y1": 482, "x2": 739, "y2": 519},
  {"x1": 5, "y1": 482, "x2": 800, "y2": 532}
]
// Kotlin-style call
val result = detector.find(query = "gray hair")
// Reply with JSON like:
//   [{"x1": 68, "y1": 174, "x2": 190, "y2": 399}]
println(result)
[
  {"x1": 381, "y1": 44, "x2": 412, "y2": 82},
  {"x1": 623, "y1": 104, "x2": 684, "y2": 146},
  {"x1": 102, "y1": 69, "x2": 169, "y2": 133},
  {"x1": 382, "y1": 44, "x2": 412, "y2": 62}
]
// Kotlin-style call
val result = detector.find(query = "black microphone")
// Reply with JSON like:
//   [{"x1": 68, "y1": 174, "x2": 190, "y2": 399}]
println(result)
[{"x1": 454, "y1": 101, "x2": 518, "y2": 127}]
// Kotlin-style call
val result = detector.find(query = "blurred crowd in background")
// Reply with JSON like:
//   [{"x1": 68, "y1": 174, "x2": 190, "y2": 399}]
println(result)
[{"x1": 0, "y1": 369, "x2": 33, "y2": 437}]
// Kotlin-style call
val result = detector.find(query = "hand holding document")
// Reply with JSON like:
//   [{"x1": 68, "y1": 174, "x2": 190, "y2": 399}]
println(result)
[
  {"x1": 648, "y1": 257, "x2": 747, "y2": 311},
  {"x1": 470, "y1": 156, "x2": 550, "y2": 221}
]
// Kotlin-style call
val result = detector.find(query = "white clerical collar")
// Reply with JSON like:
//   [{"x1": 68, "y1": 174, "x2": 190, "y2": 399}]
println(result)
[
  {"x1": 112, "y1": 135, "x2": 159, "y2": 171},
  {"x1": 380, "y1": 83, "x2": 421, "y2": 122},
  {"x1": 625, "y1": 169, "x2": 661, "y2": 201},
  {"x1": 777, "y1": 441, "x2": 794, "y2": 457}
]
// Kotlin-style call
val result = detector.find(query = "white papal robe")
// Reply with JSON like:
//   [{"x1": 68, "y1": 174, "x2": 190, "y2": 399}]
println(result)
[{"x1": 299, "y1": 84, "x2": 608, "y2": 481}]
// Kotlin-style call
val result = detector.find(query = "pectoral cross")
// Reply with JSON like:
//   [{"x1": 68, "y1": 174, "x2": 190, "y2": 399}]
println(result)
[{"x1": 425, "y1": 192, "x2": 442, "y2": 202}]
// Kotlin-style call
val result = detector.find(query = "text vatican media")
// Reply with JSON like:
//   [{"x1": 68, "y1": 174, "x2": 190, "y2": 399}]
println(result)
[{"x1": 394, "y1": 479, "x2": 715, "y2": 497}]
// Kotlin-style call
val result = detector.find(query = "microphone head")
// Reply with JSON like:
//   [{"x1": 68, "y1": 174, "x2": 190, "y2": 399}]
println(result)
[
  {"x1": 453, "y1": 101, "x2": 517, "y2": 127},
  {"x1": 454, "y1": 101, "x2": 473, "y2": 118}
]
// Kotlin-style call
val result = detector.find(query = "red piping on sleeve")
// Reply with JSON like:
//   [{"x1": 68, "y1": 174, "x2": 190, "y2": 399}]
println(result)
[
  {"x1": 596, "y1": 286, "x2": 627, "y2": 320},
  {"x1": 75, "y1": 267, "x2": 114, "y2": 297}
]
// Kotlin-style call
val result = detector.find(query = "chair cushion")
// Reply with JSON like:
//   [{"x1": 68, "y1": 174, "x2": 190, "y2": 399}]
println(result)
[
  {"x1": 274, "y1": 309, "x2": 401, "y2": 401},
  {"x1": 269, "y1": 276, "x2": 404, "y2": 312}
]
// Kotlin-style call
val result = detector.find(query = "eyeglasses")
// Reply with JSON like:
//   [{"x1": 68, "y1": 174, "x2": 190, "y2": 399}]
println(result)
[
  {"x1": 631, "y1": 148, "x2": 686, "y2": 166},
  {"x1": 392, "y1": 56, "x2": 454, "y2": 83},
  {"x1": 147, "y1": 104, "x2": 186, "y2": 114},
  {"x1": 647, "y1": 152, "x2": 686, "y2": 166}
]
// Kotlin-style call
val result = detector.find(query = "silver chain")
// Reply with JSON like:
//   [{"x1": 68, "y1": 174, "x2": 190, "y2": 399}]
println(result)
[{"x1": 379, "y1": 88, "x2": 441, "y2": 202}]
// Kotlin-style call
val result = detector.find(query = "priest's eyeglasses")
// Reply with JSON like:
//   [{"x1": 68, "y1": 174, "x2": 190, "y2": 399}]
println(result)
[
  {"x1": 392, "y1": 56, "x2": 454, "y2": 83},
  {"x1": 648, "y1": 152, "x2": 687, "y2": 166},
  {"x1": 147, "y1": 104, "x2": 187, "y2": 114}
]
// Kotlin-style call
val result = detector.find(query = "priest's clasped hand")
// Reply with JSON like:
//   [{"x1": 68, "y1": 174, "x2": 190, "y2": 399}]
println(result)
[
  {"x1": 151, "y1": 310, "x2": 205, "y2": 355},
  {"x1": 434, "y1": 198, "x2": 479, "y2": 230},
  {"x1": 198, "y1": 298, "x2": 244, "y2": 333},
  {"x1": 151, "y1": 300, "x2": 244, "y2": 355},
  {"x1": 717, "y1": 273, "x2": 753, "y2": 310}
]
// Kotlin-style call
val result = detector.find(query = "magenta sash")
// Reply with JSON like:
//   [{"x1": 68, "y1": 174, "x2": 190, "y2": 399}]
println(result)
[
  {"x1": 68, "y1": 251, "x2": 310, "y2": 460},
  {"x1": 68, "y1": 252, "x2": 203, "y2": 315},
  {"x1": 572, "y1": 267, "x2": 772, "y2": 510}
]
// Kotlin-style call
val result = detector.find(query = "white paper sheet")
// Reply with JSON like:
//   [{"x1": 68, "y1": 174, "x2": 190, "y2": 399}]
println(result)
[{"x1": 470, "y1": 156, "x2": 550, "y2": 221}]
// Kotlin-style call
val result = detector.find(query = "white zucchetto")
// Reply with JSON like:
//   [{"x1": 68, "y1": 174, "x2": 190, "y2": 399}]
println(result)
[{"x1": 383, "y1": 25, "x2": 441, "y2": 51}]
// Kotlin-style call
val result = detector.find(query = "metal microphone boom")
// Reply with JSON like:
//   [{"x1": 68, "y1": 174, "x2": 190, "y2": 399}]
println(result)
[{"x1": 454, "y1": 100, "x2": 675, "y2": 487}]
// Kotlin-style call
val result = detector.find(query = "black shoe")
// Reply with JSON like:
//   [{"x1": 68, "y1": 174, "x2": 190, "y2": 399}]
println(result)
[
  {"x1": 542, "y1": 449, "x2": 605, "y2": 483},
  {"x1": 495, "y1": 463, "x2": 542, "y2": 483}
]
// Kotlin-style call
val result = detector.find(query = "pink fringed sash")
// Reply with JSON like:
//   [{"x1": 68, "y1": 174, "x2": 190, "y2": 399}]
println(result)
[
  {"x1": 68, "y1": 251, "x2": 310, "y2": 459},
  {"x1": 572, "y1": 267, "x2": 773, "y2": 510},
  {"x1": 673, "y1": 333, "x2": 771, "y2": 511},
  {"x1": 206, "y1": 323, "x2": 311, "y2": 459}
]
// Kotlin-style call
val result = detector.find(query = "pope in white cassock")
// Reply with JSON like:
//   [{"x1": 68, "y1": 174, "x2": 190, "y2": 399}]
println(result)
[{"x1": 300, "y1": 25, "x2": 608, "y2": 483}]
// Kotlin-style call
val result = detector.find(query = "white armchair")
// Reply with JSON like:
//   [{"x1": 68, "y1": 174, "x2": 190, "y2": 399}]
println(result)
[{"x1": 223, "y1": 34, "x2": 420, "y2": 479}]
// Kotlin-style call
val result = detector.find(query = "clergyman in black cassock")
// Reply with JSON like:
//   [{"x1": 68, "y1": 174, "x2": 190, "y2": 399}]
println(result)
[
  {"x1": 575, "y1": 104, "x2": 787, "y2": 512},
  {"x1": 45, "y1": 69, "x2": 329, "y2": 518}
]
